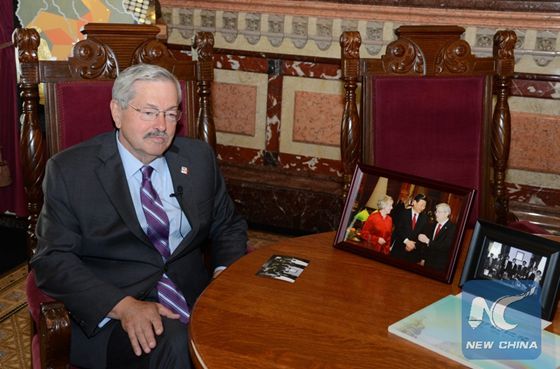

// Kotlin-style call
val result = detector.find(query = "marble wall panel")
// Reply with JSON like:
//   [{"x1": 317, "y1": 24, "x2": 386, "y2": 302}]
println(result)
[
  {"x1": 213, "y1": 69, "x2": 268, "y2": 151},
  {"x1": 280, "y1": 76, "x2": 344, "y2": 161},
  {"x1": 509, "y1": 113, "x2": 560, "y2": 174},
  {"x1": 213, "y1": 82, "x2": 257, "y2": 136},
  {"x1": 292, "y1": 91, "x2": 342, "y2": 146}
]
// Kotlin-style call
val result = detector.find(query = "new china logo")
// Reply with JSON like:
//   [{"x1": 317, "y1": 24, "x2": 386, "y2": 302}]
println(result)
[{"x1": 462, "y1": 280, "x2": 542, "y2": 360}]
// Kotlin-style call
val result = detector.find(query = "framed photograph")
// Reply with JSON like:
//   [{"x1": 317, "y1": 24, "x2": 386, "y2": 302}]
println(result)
[
  {"x1": 334, "y1": 164, "x2": 475, "y2": 283},
  {"x1": 460, "y1": 220, "x2": 560, "y2": 321}
]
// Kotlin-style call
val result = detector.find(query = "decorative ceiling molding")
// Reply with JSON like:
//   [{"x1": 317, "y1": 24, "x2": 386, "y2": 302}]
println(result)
[{"x1": 161, "y1": 0, "x2": 560, "y2": 30}]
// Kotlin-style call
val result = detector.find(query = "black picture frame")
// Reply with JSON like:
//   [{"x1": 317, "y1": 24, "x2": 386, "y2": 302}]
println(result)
[
  {"x1": 334, "y1": 164, "x2": 475, "y2": 283},
  {"x1": 460, "y1": 220, "x2": 560, "y2": 321}
]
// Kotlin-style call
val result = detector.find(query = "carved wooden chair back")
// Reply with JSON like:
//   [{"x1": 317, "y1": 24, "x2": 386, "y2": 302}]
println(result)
[{"x1": 340, "y1": 26, "x2": 516, "y2": 225}]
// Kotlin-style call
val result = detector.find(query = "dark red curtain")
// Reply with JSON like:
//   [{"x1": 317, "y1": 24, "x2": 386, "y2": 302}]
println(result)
[{"x1": 0, "y1": 0, "x2": 26, "y2": 216}]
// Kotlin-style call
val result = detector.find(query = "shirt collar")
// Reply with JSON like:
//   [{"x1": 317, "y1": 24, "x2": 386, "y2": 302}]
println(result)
[{"x1": 116, "y1": 131, "x2": 166, "y2": 179}]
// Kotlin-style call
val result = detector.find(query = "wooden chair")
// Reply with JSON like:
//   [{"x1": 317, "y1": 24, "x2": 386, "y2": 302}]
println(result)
[
  {"x1": 340, "y1": 25, "x2": 517, "y2": 225},
  {"x1": 13, "y1": 23, "x2": 215, "y2": 369}
]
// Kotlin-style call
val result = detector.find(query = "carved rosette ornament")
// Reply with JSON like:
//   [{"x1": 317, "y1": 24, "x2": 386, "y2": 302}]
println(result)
[
  {"x1": 69, "y1": 39, "x2": 118, "y2": 79},
  {"x1": 436, "y1": 39, "x2": 472, "y2": 74},
  {"x1": 340, "y1": 31, "x2": 362, "y2": 195},
  {"x1": 383, "y1": 39, "x2": 422, "y2": 74},
  {"x1": 492, "y1": 29, "x2": 517, "y2": 224},
  {"x1": 133, "y1": 39, "x2": 174, "y2": 66}
]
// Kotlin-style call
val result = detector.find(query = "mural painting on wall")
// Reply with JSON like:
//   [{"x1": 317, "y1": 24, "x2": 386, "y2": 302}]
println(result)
[{"x1": 15, "y1": 0, "x2": 158, "y2": 60}]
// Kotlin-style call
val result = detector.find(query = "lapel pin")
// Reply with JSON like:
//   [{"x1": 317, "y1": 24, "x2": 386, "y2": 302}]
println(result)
[{"x1": 181, "y1": 166, "x2": 189, "y2": 175}]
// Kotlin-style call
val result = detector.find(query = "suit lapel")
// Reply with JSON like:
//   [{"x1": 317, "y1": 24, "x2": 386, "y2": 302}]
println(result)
[
  {"x1": 95, "y1": 134, "x2": 152, "y2": 247},
  {"x1": 166, "y1": 147, "x2": 199, "y2": 257}
]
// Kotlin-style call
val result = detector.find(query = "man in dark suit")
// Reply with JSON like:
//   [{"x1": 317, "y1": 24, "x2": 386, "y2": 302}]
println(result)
[
  {"x1": 390, "y1": 193, "x2": 428, "y2": 263},
  {"x1": 417, "y1": 202, "x2": 457, "y2": 271},
  {"x1": 31, "y1": 64, "x2": 248, "y2": 369}
]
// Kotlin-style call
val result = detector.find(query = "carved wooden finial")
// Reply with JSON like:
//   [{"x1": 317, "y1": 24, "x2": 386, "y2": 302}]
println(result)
[
  {"x1": 13, "y1": 28, "x2": 40, "y2": 63},
  {"x1": 339, "y1": 32, "x2": 362, "y2": 195}
]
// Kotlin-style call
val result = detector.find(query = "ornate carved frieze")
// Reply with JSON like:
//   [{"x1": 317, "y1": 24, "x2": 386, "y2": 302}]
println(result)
[
  {"x1": 267, "y1": 14, "x2": 285, "y2": 47},
  {"x1": 291, "y1": 16, "x2": 309, "y2": 49},
  {"x1": 534, "y1": 30, "x2": 558, "y2": 67},
  {"x1": 200, "y1": 10, "x2": 216, "y2": 33},
  {"x1": 315, "y1": 18, "x2": 333, "y2": 51},
  {"x1": 222, "y1": 11, "x2": 238, "y2": 43},
  {"x1": 364, "y1": 21, "x2": 384, "y2": 55},
  {"x1": 163, "y1": 7, "x2": 560, "y2": 85},
  {"x1": 244, "y1": 13, "x2": 261, "y2": 45},
  {"x1": 176, "y1": 8, "x2": 194, "y2": 40}
]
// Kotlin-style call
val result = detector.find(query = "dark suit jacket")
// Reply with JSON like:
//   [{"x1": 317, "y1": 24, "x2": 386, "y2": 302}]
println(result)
[
  {"x1": 390, "y1": 208, "x2": 428, "y2": 263},
  {"x1": 31, "y1": 132, "x2": 247, "y2": 368},
  {"x1": 420, "y1": 221, "x2": 456, "y2": 271}
]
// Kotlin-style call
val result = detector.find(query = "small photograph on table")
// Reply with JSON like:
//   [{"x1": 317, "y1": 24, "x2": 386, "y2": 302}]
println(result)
[
  {"x1": 256, "y1": 255, "x2": 310, "y2": 283},
  {"x1": 459, "y1": 219, "x2": 560, "y2": 321}
]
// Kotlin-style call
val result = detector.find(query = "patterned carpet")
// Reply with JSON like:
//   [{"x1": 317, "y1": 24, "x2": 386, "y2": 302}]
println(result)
[
  {"x1": 0, "y1": 265, "x2": 31, "y2": 369},
  {"x1": 0, "y1": 229, "x2": 291, "y2": 369}
]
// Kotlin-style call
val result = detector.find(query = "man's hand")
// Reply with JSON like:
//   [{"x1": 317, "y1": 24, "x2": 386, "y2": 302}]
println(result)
[
  {"x1": 108, "y1": 296, "x2": 180, "y2": 356},
  {"x1": 418, "y1": 234, "x2": 430, "y2": 244},
  {"x1": 404, "y1": 240, "x2": 416, "y2": 252}
]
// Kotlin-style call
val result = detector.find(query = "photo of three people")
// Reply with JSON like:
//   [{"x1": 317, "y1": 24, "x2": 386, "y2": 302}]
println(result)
[{"x1": 343, "y1": 174, "x2": 466, "y2": 274}]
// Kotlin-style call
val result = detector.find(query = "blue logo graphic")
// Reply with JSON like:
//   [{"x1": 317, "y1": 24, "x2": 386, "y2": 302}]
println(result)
[{"x1": 462, "y1": 280, "x2": 542, "y2": 360}]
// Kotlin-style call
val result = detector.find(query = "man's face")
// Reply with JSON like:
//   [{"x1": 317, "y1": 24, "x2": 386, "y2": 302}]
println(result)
[
  {"x1": 435, "y1": 208, "x2": 449, "y2": 223},
  {"x1": 412, "y1": 199, "x2": 426, "y2": 214},
  {"x1": 111, "y1": 80, "x2": 178, "y2": 164}
]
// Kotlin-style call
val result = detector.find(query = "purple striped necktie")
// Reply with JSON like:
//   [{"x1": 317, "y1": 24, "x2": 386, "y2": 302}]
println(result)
[{"x1": 140, "y1": 165, "x2": 190, "y2": 323}]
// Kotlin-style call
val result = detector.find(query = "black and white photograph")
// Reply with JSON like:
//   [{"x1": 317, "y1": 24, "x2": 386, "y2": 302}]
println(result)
[
  {"x1": 460, "y1": 220, "x2": 560, "y2": 321},
  {"x1": 256, "y1": 255, "x2": 310, "y2": 283},
  {"x1": 478, "y1": 241, "x2": 547, "y2": 286}
]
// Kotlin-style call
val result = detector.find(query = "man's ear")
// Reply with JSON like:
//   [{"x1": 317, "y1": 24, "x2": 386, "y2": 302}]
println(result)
[{"x1": 110, "y1": 100, "x2": 122, "y2": 129}]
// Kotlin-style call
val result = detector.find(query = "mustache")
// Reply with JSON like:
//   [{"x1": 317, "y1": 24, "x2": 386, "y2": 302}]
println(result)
[{"x1": 144, "y1": 130, "x2": 168, "y2": 139}]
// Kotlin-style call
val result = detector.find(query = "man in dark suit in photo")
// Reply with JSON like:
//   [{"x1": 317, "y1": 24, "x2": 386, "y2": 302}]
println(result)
[
  {"x1": 31, "y1": 64, "x2": 248, "y2": 369},
  {"x1": 417, "y1": 202, "x2": 457, "y2": 271},
  {"x1": 390, "y1": 193, "x2": 428, "y2": 263}
]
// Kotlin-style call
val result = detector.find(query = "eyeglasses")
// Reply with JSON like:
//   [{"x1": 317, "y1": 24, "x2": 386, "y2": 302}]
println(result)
[{"x1": 128, "y1": 104, "x2": 182, "y2": 123}]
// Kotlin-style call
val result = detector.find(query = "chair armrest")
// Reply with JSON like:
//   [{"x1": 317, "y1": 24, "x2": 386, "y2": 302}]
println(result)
[{"x1": 39, "y1": 301, "x2": 71, "y2": 369}]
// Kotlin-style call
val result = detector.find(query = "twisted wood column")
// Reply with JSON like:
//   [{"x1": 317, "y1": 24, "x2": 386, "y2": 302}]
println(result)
[
  {"x1": 13, "y1": 28, "x2": 45, "y2": 256},
  {"x1": 492, "y1": 30, "x2": 516, "y2": 224},
  {"x1": 194, "y1": 32, "x2": 216, "y2": 151},
  {"x1": 340, "y1": 31, "x2": 362, "y2": 195}
]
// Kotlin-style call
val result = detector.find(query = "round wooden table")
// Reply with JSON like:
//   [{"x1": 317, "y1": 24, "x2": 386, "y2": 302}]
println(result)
[{"x1": 188, "y1": 231, "x2": 560, "y2": 369}]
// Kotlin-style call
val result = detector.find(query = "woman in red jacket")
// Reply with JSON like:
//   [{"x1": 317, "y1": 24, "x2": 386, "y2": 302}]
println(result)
[{"x1": 360, "y1": 195, "x2": 394, "y2": 254}]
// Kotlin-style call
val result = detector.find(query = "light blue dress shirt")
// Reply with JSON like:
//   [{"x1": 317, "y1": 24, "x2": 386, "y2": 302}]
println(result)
[
  {"x1": 116, "y1": 133, "x2": 191, "y2": 251},
  {"x1": 98, "y1": 133, "x2": 191, "y2": 327}
]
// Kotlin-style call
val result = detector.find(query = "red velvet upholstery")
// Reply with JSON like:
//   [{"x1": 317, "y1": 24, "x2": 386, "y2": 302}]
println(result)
[
  {"x1": 55, "y1": 81, "x2": 188, "y2": 151},
  {"x1": 372, "y1": 76, "x2": 484, "y2": 224},
  {"x1": 56, "y1": 81, "x2": 115, "y2": 149}
]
